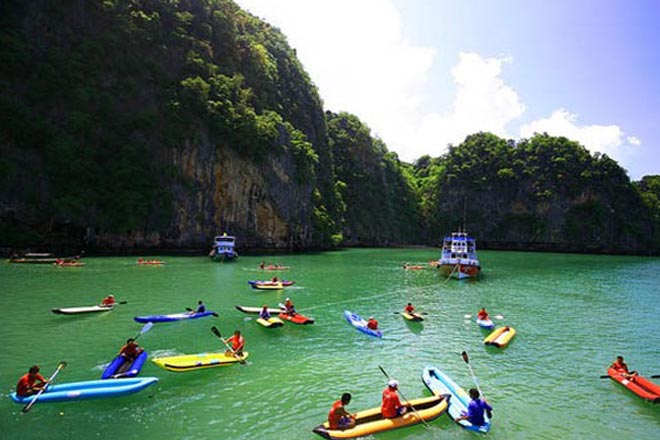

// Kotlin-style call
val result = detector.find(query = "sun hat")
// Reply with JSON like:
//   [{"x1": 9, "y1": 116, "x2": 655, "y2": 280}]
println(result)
[{"x1": 388, "y1": 379, "x2": 399, "y2": 388}]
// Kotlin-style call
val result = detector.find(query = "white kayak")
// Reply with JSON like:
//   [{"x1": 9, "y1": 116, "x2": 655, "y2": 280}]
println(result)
[{"x1": 52, "y1": 305, "x2": 113, "y2": 315}]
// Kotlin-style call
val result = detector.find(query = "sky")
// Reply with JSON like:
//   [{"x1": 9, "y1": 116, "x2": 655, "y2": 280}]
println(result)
[{"x1": 235, "y1": 0, "x2": 659, "y2": 180}]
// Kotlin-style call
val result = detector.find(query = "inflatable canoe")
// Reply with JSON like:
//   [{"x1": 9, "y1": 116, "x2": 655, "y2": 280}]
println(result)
[
  {"x1": 484, "y1": 326, "x2": 516, "y2": 348},
  {"x1": 52, "y1": 305, "x2": 113, "y2": 315},
  {"x1": 262, "y1": 265, "x2": 289, "y2": 271},
  {"x1": 152, "y1": 352, "x2": 249, "y2": 372},
  {"x1": 235, "y1": 305, "x2": 284, "y2": 314},
  {"x1": 134, "y1": 311, "x2": 216, "y2": 323},
  {"x1": 137, "y1": 260, "x2": 165, "y2": 265},
  {"x1": 53, "y1": 262, "x2": 86, "y2": 267},
  {"x1": 344, "y1": 311, "x2": 382, "y2": 338},
  {"x1": 102, "y1": 351, "x2": 148, "y2": 379},
  {"x1": 312, "y1": 394, "x2": 447, "y2": 439},
  {"x1": 278, "y1": 312, "x2": 315, "y2": 325},
  {"x1": 10, "y1": 377, "x2": 158, "y2": 404},
  {"x1": 401, "y1": 311, "x2": 424, "y2": 322},
  {"x1": 476, "y1": 317, "x2": 495, "y2": 330},
  {"x1": 422, "y1": 365, "x2": 491, "y2": 433},
  {"x1": 257, "y1": 317, "x2": 284, "y2": 328},
  {"x1": 248, "y1": 280, "x2": 294, "y2": 290},
  {"x1": 607, "y1": 368, "x2": 660, "y2": 403}
]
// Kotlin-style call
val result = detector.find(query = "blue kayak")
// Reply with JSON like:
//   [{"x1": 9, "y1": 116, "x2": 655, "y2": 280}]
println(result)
[
  {"x1": 344, "y1": 311, "x2": 382, "y2": 338},
  {"x1": 102, "y1": 351, "x2": 148, "y2": 379},
  {"x1": 422, "y1": 365, "x2": 491, "y2": 433},
  {"x1": 10, "y1": 377, "x2": 158, "y2": 404},
  {"x1": 134, "y1": 311, "x2": 216, "y2": 323},
  {"x1": 476, "y1": 317, "x2": 495, "y2": 330}
]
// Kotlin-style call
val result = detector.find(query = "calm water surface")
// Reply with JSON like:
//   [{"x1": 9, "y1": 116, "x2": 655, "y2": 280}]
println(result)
[{"x1": 2, "y1": 249, "x2": 660, "y2": 439}]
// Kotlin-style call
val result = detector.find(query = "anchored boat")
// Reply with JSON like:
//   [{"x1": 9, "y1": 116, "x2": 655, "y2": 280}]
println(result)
[
  {"x1": 209, "y1": 233, "x2": 238, "y2": 261},
  {"x1": 437, "y1": 231, "x2": 481, "y2": 280}
]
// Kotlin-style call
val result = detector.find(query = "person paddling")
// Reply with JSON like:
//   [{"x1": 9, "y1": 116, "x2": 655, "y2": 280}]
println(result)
[
  {"x1": 328, "y1": 392, "x2": 356, "y2": 430},
  {"x1": 477, "y1": 308, "x2": 489, "y2": 320},
  {"x1": 259, "y1": 305, "x2": 271, "y2": 320},
  {"x1": 225, "y1": 330, "x2": 245, "y2": 356},
  {"x1": 610, "y1": 355, "x2": 638, "y2": 379},
  {"x1": 404, "y1": 303, "x2": 416, "y2": 314},
  {"x1": 16, "y1": 366, "x2": 48, "y2": 397},
  {"x1": 100, "y1": 294, "x2": 115, "y2": 307},
  {"x1": 381, "y1": 379, "x2": 407, "y2": 418},
  {"x1": 367, "y1": 316, "x2": 379, "y2": 330},
  {"x1": 456, "y1": 388, "x2": 493, "y2": 427},
  {"x1": 284, "y1": 298, "x2": 296, "y2": 316}
]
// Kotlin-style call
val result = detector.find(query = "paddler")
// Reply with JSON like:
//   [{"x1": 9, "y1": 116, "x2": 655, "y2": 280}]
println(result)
[
  {"x1": 327, "y1": 392, "x2": 356, "y2": 430},
  {"x1": 477, "y1": 307, "x2": 489, "y2": 320},
  {"x1": 16, "y1": 365, "x2": 48, "y2": 397},
  {"x1": 610, "y1": 355, "x2": 638, "y2": 379},
  {"x1": 404, "y1": 303, "x2": 415, "y2": 314},
  {"x1": 100, "y1": 294, "x2": 115, "y2": 307},
  {"x1": 225, "y1": 330, "x2": 245, "y2": 356},
  {"x1": 259, "y1": 305, "x2": 271, "y2": 320},
  {"x1": 367, "y1": 316, "x2": 379, "y2": 330},
  {"x1": 456, "y1": 388, "x2": 493, "y2": 427},
  {"x1": 284, "y1": 298, "x2": 296, "y2": 315},
  {"x1": 381, "y1": 380, "x2": 407, "y2": 418},
  {"x1": 118, "y1": 338, "x2": 144, "y2": 362}
]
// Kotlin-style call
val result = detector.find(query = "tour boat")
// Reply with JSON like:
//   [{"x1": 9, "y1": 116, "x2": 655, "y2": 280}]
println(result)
[
  {"x1": 209, "y1": 233, "x2": 238, "y2": 261},
  {"x1": 437, "y1": 231, "x2": 481, "y2": 280}
]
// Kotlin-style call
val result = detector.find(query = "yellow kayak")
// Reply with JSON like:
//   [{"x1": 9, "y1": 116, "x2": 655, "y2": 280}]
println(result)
[
  {"x1": 312, "y1": 394, "x2": 447, "y2": 439},
  {"x1": 484, "y1": 326, "x2": 516, "y2": 348},
  {"x1": 152, "y1": 352, "x2": 249, "y2": 372}
]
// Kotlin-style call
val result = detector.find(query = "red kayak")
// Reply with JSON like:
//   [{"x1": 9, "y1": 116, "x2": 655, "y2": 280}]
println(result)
[
  {"x1": 607, "y1": 368, "x2": 660, "y2": 403},
  {"x1": 278, "y1": 312, "x2": 314, "y2": 325}
]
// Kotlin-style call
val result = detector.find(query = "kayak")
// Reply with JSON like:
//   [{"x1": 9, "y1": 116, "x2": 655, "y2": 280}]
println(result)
[
  {"x1": 422, "y1": 364, "x2": 491, "y2": 433},
  {"x1": 257, "y1": 317, "x2": 284, "y2": 328},
  {"x1": 401, "y1": 312, "x2": 424, "y2": 322},
  {"x1": 607, "y1": 368, "x2": 660, "y2": 403},
  {"x1": 10, "y1": 377, "x2": 158, "y2": 404},
  {"x1": 52, "y1": 305, "x2": 113, "y2": 315},
  {"x1": 248, "y1": 280, "x2": 294, "y2": 290},
  {"x1": 137, "y1": 260, "x2": 165, "y2": 265},
  {"x1": 235, "y1": 305, "x2": 284, "y2": 314},
  {"x1": 102, "y1": 351, "x2": 149, "y2": 379},
  {"x1": 344, "y1": 311, "x2": 382, "y2": 338},
  {"x1": 53, "y1": 262, "x2": 86, "y2": 267},
  {"x1": 278, "y1": 312, "x2": 315, "y2": 325},
  {"x1": 312, "y1": 394, "x2": 447, "y2": 439},
  {"x1": 263, "y1": 265, "x2": 290, "y2": 270},
  {"x1": 476, "y1": 317, "x2": 495, "y2": 330},
  {"x1": 483, "y1": 326, "x2": 516, "y2": 347},
  {"x1": 134, "y1": 311, "x2": 216, "y2": 323},
  {"x1": 152, "y1": 352, "x2": 249, "y2": 372}
]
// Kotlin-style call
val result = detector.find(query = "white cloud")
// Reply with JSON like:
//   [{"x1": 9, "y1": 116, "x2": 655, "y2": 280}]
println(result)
[
  {"x1": 235, "y1": 0, "x2": 638, "y2": 166},
  {"x1": 519, "y1": 109, "x2": 632, "y2": 156},
  {"x1": 627, "y1": 136, "x2": 641, "y2": 146}
]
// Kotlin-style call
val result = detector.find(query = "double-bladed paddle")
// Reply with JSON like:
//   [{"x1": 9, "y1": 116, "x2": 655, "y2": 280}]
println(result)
[
  {"x1": 22, "y1": 361, "x2": 67, "y2": 413},
  {"x1": 461, "y1": 351, "x2": 493, "y2": 419},
  {"x1": 185, "y1": 307, "x2": 219, "y2": 317}
]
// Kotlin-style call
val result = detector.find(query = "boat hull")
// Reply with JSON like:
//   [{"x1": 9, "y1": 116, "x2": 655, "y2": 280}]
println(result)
[
  {"x1": 476, "y1": 317, "x2": 495, "y2": 330},
  {"x1": 152, "y1": 352, "x2": 249, "y2": 372},
  {"x1": 278, "y1": 312, "x2": 315, "y2": 325},
  {"x1": 102, "y1": 351, "x2": 148, "y2": 379},
  {"x1": 422, "y1": 365, "x2": 491, "y2": 432},
  {"x1": 52, "y1": 305, "x2": 113, "y2": 315},
  {"x1": 257, "y1": 317, "x2": 284, "y2": 328},
  {"x1": 10, "y1": 377, "x2": 158, "y2": 403},
  {"x1": 401, "y1": 312, "x2": 424, "y2": 322},
  {"x1": 344, "y1": 311, "x2": 382, "y2": 337},
  {"x1": 235, "y1": 305, "x2": 284, "y2": 314},
  {"x1": 439, "y1": 263, "x2": 481, "y2": 279},
  {"x1": 133, "y1": 311, "x2": 216, "y2": 323},
  {"x1": 607, "y1": 368, "x2": 660, "y2": 403},
  {"x1": 312, "y1": 394, "x2": 447, "y2": 439}
]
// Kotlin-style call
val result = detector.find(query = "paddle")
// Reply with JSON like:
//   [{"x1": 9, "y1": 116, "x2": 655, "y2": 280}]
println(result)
[
  {"x1": 378, "y1": 365, "x2": 431, "y2": 428},
  {"x1": 461, "y1": 351, "x2": 492, "y2": 419},
  {"x1": 185, "y1": 307, "x2": 219, "y2": 317},
  {"x1": 210, "y1": 326, "x2": 246, "y2": 364},
  {"x1": 110, "y1": 323, "x2": 154, "y2": 378},
  {"x1": 22, "y1": 361, "x2": 67, "y2": 413},
  {"x1": 393, "y1": 312, "x2": 428, "y2": 315},
  {"x1": 464, "y1": 314, "x2": 504, "y2": 320}
]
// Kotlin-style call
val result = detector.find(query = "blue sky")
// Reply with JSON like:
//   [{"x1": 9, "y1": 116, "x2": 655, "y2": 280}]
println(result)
[{"x1": 236, "y1": 0, "x2": 659, "y2": 180}]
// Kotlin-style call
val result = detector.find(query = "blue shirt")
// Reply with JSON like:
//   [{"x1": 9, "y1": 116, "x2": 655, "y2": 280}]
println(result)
[
  {"x1": 467, "y1": 399, "x2": 492, "y2": 426},
  {"x1": 196, "y1": 304, "x2": 206, "y2": 313}
]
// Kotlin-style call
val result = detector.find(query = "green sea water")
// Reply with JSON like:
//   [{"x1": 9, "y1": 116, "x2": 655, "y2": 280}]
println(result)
[{"x1": 2, "y1": 248, "x2": 660, "y2": 439}]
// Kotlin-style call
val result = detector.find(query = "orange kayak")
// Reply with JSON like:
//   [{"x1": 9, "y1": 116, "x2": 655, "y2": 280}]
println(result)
[{"x1": 607, "y1": 368, "x2": 660, "y2": 403}]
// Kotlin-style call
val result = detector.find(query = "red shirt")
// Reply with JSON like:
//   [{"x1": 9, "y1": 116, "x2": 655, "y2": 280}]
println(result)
[
  {"x1": 612, "y1": 360, "x2": 629, "y2": 373},
  {"x1": 101, "y1": 297, "x2": 115, "y2": 306},
  {"x1": 405, "y1": 305, "x2": 415, "y2": 313},
  {"x1": 381, "y1": 388, "x2": 402, "y2": 418},
  {"x1": 120, "y1": 342, "x2": 141, "y2": 358},
  {"x1": 227, "y1": 334, "x2": 245, "y2": 352},
  {"x1": 477, "y1": 310, "x2": 488, "y2": 320},
  {"x1": 328, "y1": 400, "x2": 346, "y2": 429},
  {"x1": 367, "y1": 319, "x2": 378, "y2": 330},
  {"x1": 16, "y1": 372, "x2": 46, "y2": 396}
]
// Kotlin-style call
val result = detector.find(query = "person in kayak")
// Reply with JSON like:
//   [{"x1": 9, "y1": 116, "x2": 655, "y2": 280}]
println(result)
[
  {"x1": 119, "y1": 338, "x2": 144, "y2": 362},
  {"x1": 367, "y1": 316, "x2": 379, "y2": 330},
  {"x1": 477, "y1": 308, "x2": 489, "y2": 320},
  {"x1": 100, "y1": 294, "x2": 115, "y2": 307},
  {"x1": 225, "y1": 330, "x2": 245, "y2": 356},
  {"x1": 456, "y1": 388, "x2": 493, "y2": 427},
  {"x1": 16, "y1": 365, "x2": 48, "y2": 397},
  {"x1": 381, "y1": 380, "x2": 407, "y2": 418},
  {"x1": 259, "y1": 305, "x2": 271, "y2": 320},
  {"x1": 259, "y1": 261, "x2": 266, "y2": 269},
  {"x1": 610, "y1": 355, "x2": 638, "y2": 379},
  {"x1": 284, "y1": 298, "x2": 296, "y2": 315},
  {"x1": 328, "y1": 392, "x2": 356, "y2": 430},
  {"x1": 404, "y1": 303, "x2": 415, "y2": 314},
  {"x1": 194, "y1": 300, "x2": 206, "y2": 313},
  {"x1": 271, "y1": 276, "x2": 279, "y2": 283}
]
